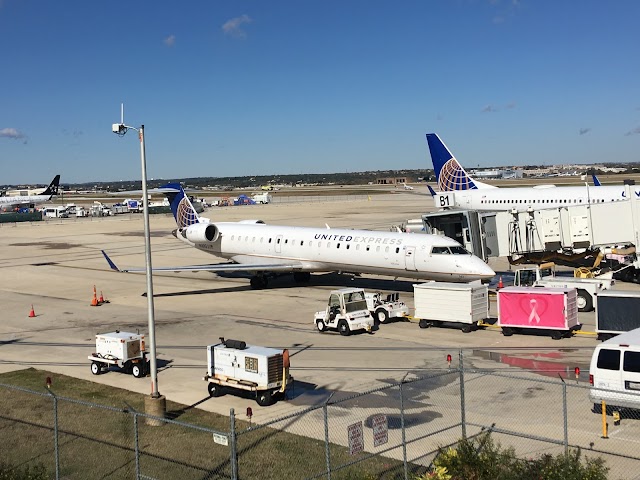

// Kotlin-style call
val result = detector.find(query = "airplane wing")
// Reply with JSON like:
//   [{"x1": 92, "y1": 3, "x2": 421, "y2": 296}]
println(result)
[{"x1": 101, "y1": 250, "x2": 304, "y2": 274}]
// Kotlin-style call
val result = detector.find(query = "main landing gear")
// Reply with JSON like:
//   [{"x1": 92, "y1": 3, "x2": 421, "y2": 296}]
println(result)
[{"x1": 250, "y1": 275, "x2": 269, "y2": 289}]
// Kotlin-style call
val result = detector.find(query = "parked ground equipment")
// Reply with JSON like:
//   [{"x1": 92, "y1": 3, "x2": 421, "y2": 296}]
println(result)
[
  {"x1": 203, "y1": 338, "x2": 292, "y2": 406},
  {"x1": 413, "y1": 282, "x2": 489, "y2": 333},
  {"x1": 514, "y1": 263, "x2": 614, "y2": 312},
  {"x1": 497, "y1": 286, "x2": 581, "y2": 339},
  {"x1": 314, "y1": 288, "x2": 375, "y2": 336},
  {"x1": 88, "y1": 331, "x2": 148, "y2": 377},
  {"x1": 365, "y1": 291, "x2": 409, "y2": 324},
  {"x1": 595, "y1": 290, "x2": 640, "y2": 341}
]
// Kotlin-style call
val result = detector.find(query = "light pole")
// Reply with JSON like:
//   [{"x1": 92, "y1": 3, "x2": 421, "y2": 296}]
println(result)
[{"x1": 112, "y1": 110, "x2": 162, "y2": 404}]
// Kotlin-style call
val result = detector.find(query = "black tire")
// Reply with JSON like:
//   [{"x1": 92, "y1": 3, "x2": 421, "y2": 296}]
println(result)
[
  {"x1": 551, "y1": 330, "x2": 564, "y2": 340},
  {"x1": 502, "y1": 327, "x2": 514, "y2": 337},
  {"x1": 132, "y1": 363, "x2": 145, "y2": 378},
  {"x1": 250, "y1": 276, "x2": 268, "y2": 289},
  {"x1": 461, "y1": 324, "x2": 473, "y2": 333},
  {"x1": 593, "y1": 402, "x2": 603, "y2": 414},
  {"x1": 208, "y1": 383, "x2": 224, "y2": 397},
  {"x1": 90, "y1": 361, "x2": 102, "y2": 375},
  {"x1": 293, "y1": 272, "x2": 311, "y2": 283},
  {"x1": 576, "y1": 289, "x2": 593, "y2": 312},
  {"x1": 256, "y1": 390, "x2": 272, "y2": 406},
  {"x1": 374, "y1": 308, "x2": 390, "y2": 324},
  {"x1": 338, "y1": 320, "x2": 351, "y2": 336},
  {"x1": 316, "y1": 319, "x2": 327, "y2": 332},
  {"x1": 418, "y1": 319, "x2": 429, "y2": 329}
]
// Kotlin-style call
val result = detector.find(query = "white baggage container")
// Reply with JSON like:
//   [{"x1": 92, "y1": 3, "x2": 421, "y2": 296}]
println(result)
[{"x1": 413, "y1": 282, "x2": 489, "y2": 333}]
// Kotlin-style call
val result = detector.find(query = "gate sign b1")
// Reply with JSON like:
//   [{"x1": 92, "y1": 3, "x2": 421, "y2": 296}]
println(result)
[
  {"x1": 348, "y1": 421, "x2": 364, "y2": 455},
  {"x1": 372, "y1": 414, "x2": 388, "y2": 447}
]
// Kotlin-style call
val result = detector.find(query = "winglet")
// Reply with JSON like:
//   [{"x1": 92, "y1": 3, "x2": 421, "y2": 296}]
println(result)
[
  {"x1": 427, "y1": 185, "x2": 437, "y2": 197},
  {"x1": 592, "y1": 173, "x2": 601, "y2": 187},
  {"x1": 101, "y1": 250, "x2": 120, "y2": 272}
]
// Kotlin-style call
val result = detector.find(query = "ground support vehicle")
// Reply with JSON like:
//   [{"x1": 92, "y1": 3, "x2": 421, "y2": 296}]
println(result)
[
  {"x1": 595, "y1": 290, "x2": 640, "y2": 341},
  {"x1": 88, "y1": 331, "x2": 147, "y2": 377},
  {"x1": 413, "y1": 282, "x2": 489, "y2": 333},
  {"x1": 589, "y1": 328, "x2": 640, "y2": 413},
  {"x1": 314, "y1": 288, "x2": 375, "y2": 336},
  {"x1": 252, "y1": 192, "x2": 272, "y2": 204},
  {"x1": 365, "y1": 291, "x2": 409, "y2": 324},
  {"x1": 497, "y1": 286, "x2": 581, "y2": 340},
  {"x1": 203, "y1": 338, "x2": 292, "y2": 406},
  {"x1": 514, "y1": 263, "x2": 614, "y2": 312}
]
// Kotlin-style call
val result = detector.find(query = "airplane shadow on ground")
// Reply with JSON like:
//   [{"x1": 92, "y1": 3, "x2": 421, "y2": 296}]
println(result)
[{"x1": 146, "y1": 272, "x2": 417, "y2": 298}]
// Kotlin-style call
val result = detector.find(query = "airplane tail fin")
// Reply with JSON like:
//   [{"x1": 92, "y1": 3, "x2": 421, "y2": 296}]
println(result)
[
  {"x1": 592, "y1": 173, "x2": 601, "y2": 186},
  {"x1": 426, "y1": 133, "x2": 481, "y2": 191},
  {"x1": 159, "y1": 183, "x2": 200, "y2": 228},
  {"x1": 42, "y1": 175, "x2": 60, "y2": 197}
]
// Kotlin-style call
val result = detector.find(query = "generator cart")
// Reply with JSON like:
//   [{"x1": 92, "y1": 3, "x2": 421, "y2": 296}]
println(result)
[
  {"x1": 204, "y1": 338, "x2": 292, "y2": 407},
  {"x1": 88, "y1": 331, "x2": 148, "y2": 378}
]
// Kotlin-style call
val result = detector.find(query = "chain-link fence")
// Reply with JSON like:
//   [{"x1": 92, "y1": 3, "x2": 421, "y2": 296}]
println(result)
[{"x1": 3, "y1": 352, "x2": 640, "y2": 480}]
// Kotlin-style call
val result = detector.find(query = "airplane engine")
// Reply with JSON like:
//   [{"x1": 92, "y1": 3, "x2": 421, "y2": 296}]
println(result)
[{"x1": 184, "y1": 223, "x2": 220, "y2": 243}]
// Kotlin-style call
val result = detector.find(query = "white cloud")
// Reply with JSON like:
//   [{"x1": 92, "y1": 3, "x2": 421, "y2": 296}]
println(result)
[
  {"x1": 222, "y1": 14, "x2": 252, "y2": 38},
  {"x1": 481, "y1": 105, "x2": 499, "y2": 113},
  {"x1": 0, "y1": 128, "x2": 26, "y2": 140},
  {"x1": 164, "y1": 34, "x2": 176, "y2": 47}
]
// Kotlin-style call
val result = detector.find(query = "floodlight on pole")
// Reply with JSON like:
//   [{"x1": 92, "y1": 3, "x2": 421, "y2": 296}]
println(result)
[{"x1": 112, "y1": 104, "x2": 160, "y2": 399}]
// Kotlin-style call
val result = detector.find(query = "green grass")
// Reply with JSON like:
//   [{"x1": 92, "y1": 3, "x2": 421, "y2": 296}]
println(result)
[{"x1": 0, "y1": 369, "x2": 421, "y2": 480}]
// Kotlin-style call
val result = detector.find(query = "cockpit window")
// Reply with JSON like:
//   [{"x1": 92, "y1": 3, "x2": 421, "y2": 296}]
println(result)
[{"x1": 432, "y1": 246, "x2": 470, "y2": 255}]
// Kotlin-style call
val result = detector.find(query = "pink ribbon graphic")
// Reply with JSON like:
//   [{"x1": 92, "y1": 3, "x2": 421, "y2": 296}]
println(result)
[{"x1": 528, "y1": 299, "x2": 541, "y2": 324}]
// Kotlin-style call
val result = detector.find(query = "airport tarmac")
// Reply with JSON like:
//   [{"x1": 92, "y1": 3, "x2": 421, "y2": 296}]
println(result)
[{"x1": 1, "y1": 191, "x2": 639, "y2": 475}]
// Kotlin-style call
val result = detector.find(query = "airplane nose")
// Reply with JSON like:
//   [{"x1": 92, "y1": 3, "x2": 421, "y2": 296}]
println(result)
[{"x1": 477, "y1": 259, "x2": 496, "y2": 279}]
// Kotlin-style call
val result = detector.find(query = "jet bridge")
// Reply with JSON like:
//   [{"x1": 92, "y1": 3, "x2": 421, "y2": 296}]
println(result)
[{"x1": 422, "y1": 183, "x2": 640, "y2": 278}]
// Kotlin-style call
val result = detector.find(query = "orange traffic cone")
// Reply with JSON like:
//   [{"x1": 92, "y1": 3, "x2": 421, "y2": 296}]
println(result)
[
  {"x1": 99, "y1": 291, "x2": 105, "y2": 304},
  {"x1": 497, "y1": 276, "x2": 504, "y2": 290},
  {"x1": 90, "y1": 285, "x2": 99, "y2": 307},
  {"x1": 29, "y1": 305, "x2": 36, "y2": 318}
]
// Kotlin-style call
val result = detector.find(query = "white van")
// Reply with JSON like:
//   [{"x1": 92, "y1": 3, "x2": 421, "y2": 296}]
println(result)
[
  {"x1": 42, "y1": 206, "x2": 68, "y2": 218},
  {"x1": 589, "y1": 328, "x2": 640, "y2": 412}
]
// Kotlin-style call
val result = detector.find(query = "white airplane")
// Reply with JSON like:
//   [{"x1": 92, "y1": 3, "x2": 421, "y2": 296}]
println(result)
[
  {"x1": 102, "y1": 183, "x2": 495, "y2": 288},
  {"x1": 426, "y1": 133, "x2": 639, "y2": 212},
  {"x1": 0, "y1": 175, "x2": 61, "y2": 210},
  {"x1": 402, "y1": 183, "x2": 414, "y2": 190}
]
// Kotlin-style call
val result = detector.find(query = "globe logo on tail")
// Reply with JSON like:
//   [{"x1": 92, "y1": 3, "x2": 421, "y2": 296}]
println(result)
[
  {"x1": 176, "y1": 197, "x2": 199, "y2": 228},
  {"x1": 438, "y1": 158, "x2": 477, "y2": 191}
]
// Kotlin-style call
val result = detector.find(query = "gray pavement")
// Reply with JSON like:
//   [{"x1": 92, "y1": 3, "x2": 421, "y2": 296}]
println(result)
[{"x1": 1, "y1": 191, "x2": 639, "y2": 477}]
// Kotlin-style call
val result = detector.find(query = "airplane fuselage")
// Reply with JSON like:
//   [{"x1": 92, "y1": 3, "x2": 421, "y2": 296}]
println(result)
[
  {"x1": 433, "y1": 184, "x2": 639, "y2": 212},
  {"x1": 177, "y1": 222, "x2": 495, "y2": 282}
]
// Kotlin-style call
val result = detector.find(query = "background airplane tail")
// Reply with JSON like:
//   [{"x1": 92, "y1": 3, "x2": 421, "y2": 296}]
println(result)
[
  {"x1": 426, "y1": 134, "x2": 481, "y2": 191},
  {"x1": 160, "y1": 183, "x2": 200, "y2": 228},
  {"x1": 42, "y1": 175, "x2": 60, "y2": 196}
]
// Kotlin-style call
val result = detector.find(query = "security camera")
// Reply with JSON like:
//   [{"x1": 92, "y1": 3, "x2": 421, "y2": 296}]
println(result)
[{"x1": 112, "y1": 123, "x2": 127, "y2": 135}]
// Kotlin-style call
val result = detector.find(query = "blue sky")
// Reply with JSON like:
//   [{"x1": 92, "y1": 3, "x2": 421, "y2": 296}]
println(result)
[{"x1": 1, "y1": 1, "x2": 639, "y2": 185}]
